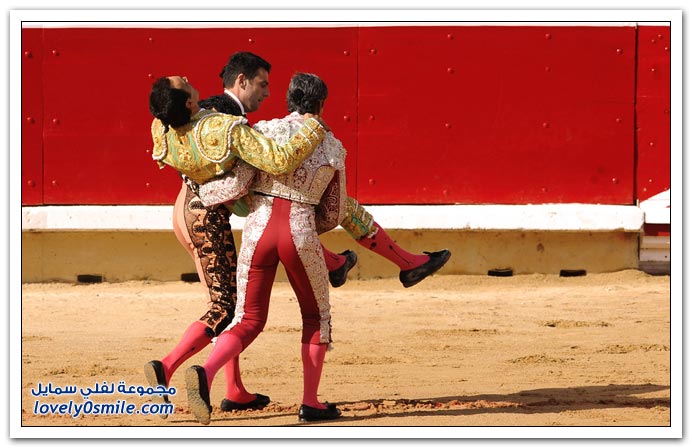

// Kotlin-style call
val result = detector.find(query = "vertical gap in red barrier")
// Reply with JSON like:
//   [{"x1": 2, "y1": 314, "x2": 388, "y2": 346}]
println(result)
[
  {"x1": 39, "y1": 28, "x2": 47, "y2": 206},
  {"x1": 632, "y1": 24, "x2": 640, "y2": 206},
  {"x1": 354, "y1": 25, "x2": 361, "y2": 203}
]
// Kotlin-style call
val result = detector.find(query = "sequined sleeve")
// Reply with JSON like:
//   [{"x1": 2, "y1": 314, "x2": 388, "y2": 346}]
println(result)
[
  {"x1": 197, "y1": 160, "x2": 257, "y2": 207},
  {"x1": 340, "y1": 197, "x2": 377, "y2": 240},
  {"x1": 150, "y1": 118, "x2": 167, "y2": 169},
  {"x1": 230, "y1": 117, "x2": 326, "y2": 175}
]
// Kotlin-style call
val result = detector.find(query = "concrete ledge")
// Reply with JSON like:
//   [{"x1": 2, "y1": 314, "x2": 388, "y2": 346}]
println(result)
[
  {"x1": 21, "y1": 204, "x2": 645, "y2": 283},
  {"x1": 639, "y1": 190, "x2": 671, "y2": 225},
  {"x1": 22, "y1": 206, "x2": 177, "y2": 232},
  {"x1": 369, "y1": 204, "x2": 643, "y2": 232},
  {"x1": 21, "y1": 228, "x2": 640, "y2": 283},
  {"x1": 639, "y1": 235, "x2": 670, "y2": 263},
  {"x1": 22, "y1": 204, "x2": 645, "y2": 232}
]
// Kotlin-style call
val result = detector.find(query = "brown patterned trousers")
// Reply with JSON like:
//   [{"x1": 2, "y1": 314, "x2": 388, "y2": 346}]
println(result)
[{"x1": 180, "y1": 184, "x2": 238, "y2": 337}]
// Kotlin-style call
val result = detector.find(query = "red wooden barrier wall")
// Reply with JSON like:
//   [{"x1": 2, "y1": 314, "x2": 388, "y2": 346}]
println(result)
[
  {"x1": 20, "y1": 24, "x2": 670, "y2": 207},
  {"x1": 635, "y1": 26, "x2": 671, "y2": 203}
]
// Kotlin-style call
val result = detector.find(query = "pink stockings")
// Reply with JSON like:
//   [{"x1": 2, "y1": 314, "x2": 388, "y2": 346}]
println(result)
[
  {"x1": 322, "y1": 222, "x2": 429, "y2": 271},
  {"x1": 203, "y1": 334, "x2": 329, "y2": 409},
  {"x1": 160, "y1": 183, "x2": 248, "y2": 400},
  {"x1": 301, "y1": 342, "x2": 328, "y2": 409},
  {"x1": 201, "y1": 197, "x2": 332, "y2": 407}
]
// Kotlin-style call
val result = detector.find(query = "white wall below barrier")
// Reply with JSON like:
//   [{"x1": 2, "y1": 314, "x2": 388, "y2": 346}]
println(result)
[
  {"x1": 21, "y1": 204, "x2": 659, "y2": 283},
  {"x1": 22, "y1": 204, "x2": 645, "y2": 233}
]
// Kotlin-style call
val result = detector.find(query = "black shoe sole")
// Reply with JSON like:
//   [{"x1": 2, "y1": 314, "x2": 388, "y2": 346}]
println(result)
[
  {"x1": 400, "y1": 249, "x2": 452, "y2": 288},
  {"x1": 143, "y1": 360, "x2": 169, "y2": 419},
  {"x1": 220, "y1": 393, "x2": 271, "y2": 411},
  {"x1": 298, "y1": 403, "x2": 342, "y2": 422},
  {"x1": 185, "y1": 366, "x2": 212, "y2": 425},
  {"x1": 329, "y1": 250, "x2": 358, "y2": 288}
]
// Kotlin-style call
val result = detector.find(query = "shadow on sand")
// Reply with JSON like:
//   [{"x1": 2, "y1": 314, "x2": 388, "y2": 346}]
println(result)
[{"x1": 196, "y1": 383, "x2": 669, "y2": 426}]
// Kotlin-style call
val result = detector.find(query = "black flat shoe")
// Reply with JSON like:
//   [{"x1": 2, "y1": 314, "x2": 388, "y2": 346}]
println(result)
[
  {"x1": 328, "y1": 250, "x2": 358, "y2": 288},
  {"x1": 220, "y1": 393, "x2": 271, "y2": 411},
  {"x1": 185, "y1": 365, "x2": 212, "y2": 425},
  {"x1": 298, "y1": 403, "x2": 342, "y2": 422},
  {"x1": 144, "y1": 360, "x2": 169, "y2": 419},
  {"x1": 399, "y1": 249, "x2": 451, "y2": 288}
]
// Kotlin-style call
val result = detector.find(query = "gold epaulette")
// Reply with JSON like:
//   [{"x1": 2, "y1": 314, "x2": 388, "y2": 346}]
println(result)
[
  {"x1": 194, "y1": 112, "x2": 248, "y2": 164},
  {"x1": 150, "y1": 118, "x2": 167, "y2": 162}
]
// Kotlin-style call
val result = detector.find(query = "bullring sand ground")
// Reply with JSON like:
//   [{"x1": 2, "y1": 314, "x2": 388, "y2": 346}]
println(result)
[{"x1": 20, "y1": 270, "x2": 671, "y2": 434}]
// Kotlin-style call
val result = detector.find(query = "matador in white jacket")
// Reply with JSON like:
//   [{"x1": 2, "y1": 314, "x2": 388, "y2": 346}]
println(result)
[{"x1": 186, "y1": 73, "x2": 346, "y2": 424}]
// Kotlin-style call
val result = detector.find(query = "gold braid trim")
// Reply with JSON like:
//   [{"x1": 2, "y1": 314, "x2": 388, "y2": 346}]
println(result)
[
  {"x1": 302, "y1": 117, "x2": 326, "y2": 144},
  {"x1": 194, "y1": 112, "x2": 248, "y2": 163},
  {"x1": 340, "y1": 196, "x2": 377, "y2": 240},
  {"x1": 229, "y1": 117, "x2": 326, "y2": 175},
  {"x1": 150, "y1": 119, "x2": 168, "y2": 168}
]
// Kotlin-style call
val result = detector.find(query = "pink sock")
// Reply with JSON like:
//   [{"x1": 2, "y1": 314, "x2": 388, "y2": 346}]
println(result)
[
  {"x1": 202, "y1": 331, "x2": 244, "y2": 391},
  {"x1": 161, "y1": 321, "x2": 213, "y2": 383},
  {"x1": 322, "y1": 244, "x2": 345, "y2": 272},
  {"x1": 223, "y1": 355, "x2": 255, "y2": 402},
  {"x1": 302, "y1": 343, "x2": 327, "y2": 409},
  {"x1": 357, "y1": 223, "x2": 429, "y2": 271}
]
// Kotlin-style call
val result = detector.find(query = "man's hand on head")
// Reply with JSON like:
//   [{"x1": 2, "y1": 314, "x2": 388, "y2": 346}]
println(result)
[{"x1": 304, "y1": 113, "x2": 330, "y2": 132}]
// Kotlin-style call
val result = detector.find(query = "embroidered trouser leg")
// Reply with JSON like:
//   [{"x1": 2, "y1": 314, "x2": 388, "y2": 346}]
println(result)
[
  {"x1": 228, "y1": 196, "x2": 332, "y2": 349},
  {"x1": 174, "y1": 183, "x2": 238, "y2": 336}
]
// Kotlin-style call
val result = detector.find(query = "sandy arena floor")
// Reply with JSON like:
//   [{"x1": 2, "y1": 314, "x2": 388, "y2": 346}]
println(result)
[{"x1": 19, "y1": 270, "x2": 671, "y2": 436}]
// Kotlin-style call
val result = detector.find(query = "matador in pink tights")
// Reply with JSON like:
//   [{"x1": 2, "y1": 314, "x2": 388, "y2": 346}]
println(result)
[{"x1": 186, "y1": 73, "x2": 347, "y2": 424}]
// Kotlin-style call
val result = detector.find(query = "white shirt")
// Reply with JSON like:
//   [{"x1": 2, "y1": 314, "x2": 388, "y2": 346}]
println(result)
[{"x1": 223, "y1": 89, "x2": 245, "y2": 116}]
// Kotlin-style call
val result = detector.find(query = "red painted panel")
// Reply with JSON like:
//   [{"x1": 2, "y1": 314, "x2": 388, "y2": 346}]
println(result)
[
  {"x1": 21, "y1": 28, "x2": 44, "y2": 205},
  {"x1": 38, "y1": 27, "x2": 357, "y2": 204},
  {"x1": 636, "y1": 26, "x2": 671, "y2": 202},
  {"x1": 357, "y1": 26, "x2": 636, "y2": 204},
  {"x1": 40, "y1": 28, "x2": 174, "y2": 204},
  {"x1": 22, "y1": 25, "x2": 670, "y2": 207}
]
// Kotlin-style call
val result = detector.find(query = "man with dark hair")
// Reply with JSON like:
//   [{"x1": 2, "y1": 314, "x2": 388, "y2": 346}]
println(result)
[
  {"x1": 218, "y1": 52, "x2": 271, "y2": 115},
  {"x1": 216, "y1": 51, "x2": 451, "y2": 289}
]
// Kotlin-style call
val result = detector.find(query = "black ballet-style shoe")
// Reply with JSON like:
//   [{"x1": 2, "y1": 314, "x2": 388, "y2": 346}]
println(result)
[
  {"x1": 298, "y1": 403, "x2": 342, "y2": 422},
  {"x1": 328, "y1": 250, "x2": 358, "y2": 288},
  {"x1": 399, "y1": 249, "x2": 451, "y2": 288},
  {"x1": 185, "y1": 365, "x2": 212, "y2": 425},
  {"x1": 220, "y1": 393, "x2": 271, "y2": 411},
  {"x1": 144, "y1": 360, "x2": 169, "y2": 419}
]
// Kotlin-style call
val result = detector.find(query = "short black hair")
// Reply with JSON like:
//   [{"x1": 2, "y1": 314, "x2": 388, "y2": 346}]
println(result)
[
  {"x1": 149, "y1": 77, "x2": 192, "y2": 130},
  {"x1": 220, "y1": 52, "x2": 271, "y2": 88},
  {"x1": 286, "y1": 73, "x2": 328, "y2": 115},
  {"x1": 198, "y1": 94, "x2": 243, "y2": 115}
]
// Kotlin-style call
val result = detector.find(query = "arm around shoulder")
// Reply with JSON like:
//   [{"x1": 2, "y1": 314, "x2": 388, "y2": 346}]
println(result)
[{"x1": 229, "y1": 117, "x2": 326, "y2": 175}]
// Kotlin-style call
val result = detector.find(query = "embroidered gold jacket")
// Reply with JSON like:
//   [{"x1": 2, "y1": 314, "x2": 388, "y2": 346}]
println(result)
[
  {"x1": 197, "y1": 112, "x2": 377, "y2": 239},
  {"x1": 150, "y1": 109, "x2": 325, "y2": 184}
]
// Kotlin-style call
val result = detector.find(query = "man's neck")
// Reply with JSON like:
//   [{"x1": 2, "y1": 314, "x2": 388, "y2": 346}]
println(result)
[{"x1": 224, "y1": 89, "x2": 246, "y2": 116}]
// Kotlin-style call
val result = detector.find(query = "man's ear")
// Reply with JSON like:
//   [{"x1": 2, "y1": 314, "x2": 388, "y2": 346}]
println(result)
[{"x1": 236, "y1": 73, "x2": 247, "y2": 89}]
